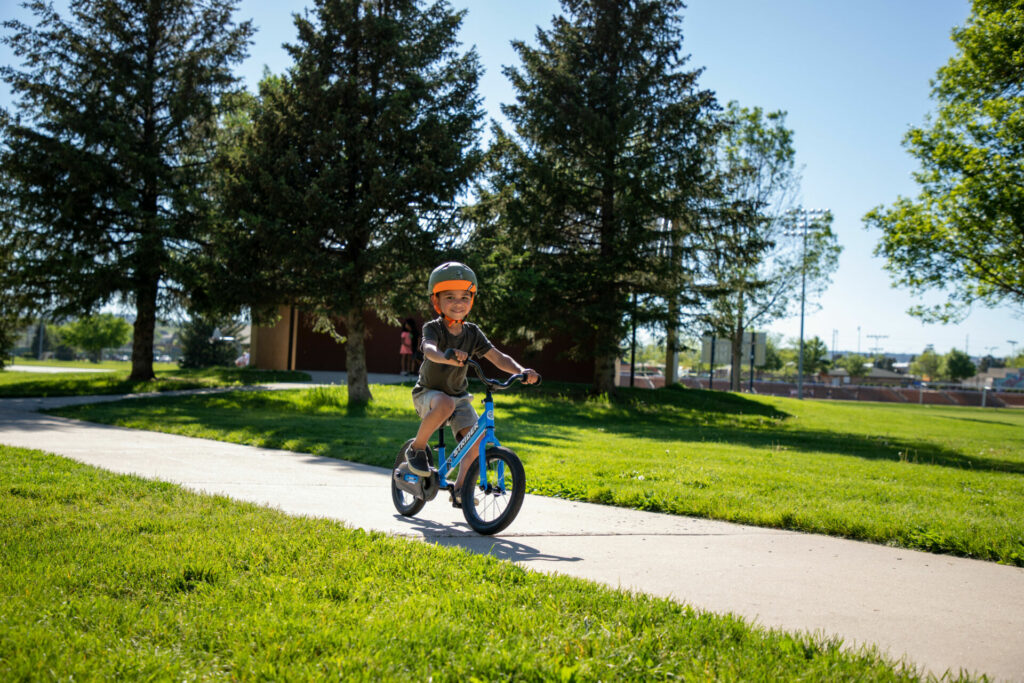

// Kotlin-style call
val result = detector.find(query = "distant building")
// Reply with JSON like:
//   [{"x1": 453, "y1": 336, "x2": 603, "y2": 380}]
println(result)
[
  {"x1": 249, "y1": 305, "x2": 593, "y2": 383},
  {"x1": 962, "y1": 367, "x2": 1024, "y2": 390},
  {"x1": 825, "y1": 367, "x2": 909, "y2": 386}
]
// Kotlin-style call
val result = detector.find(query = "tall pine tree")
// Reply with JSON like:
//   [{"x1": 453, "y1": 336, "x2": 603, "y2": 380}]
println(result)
[
  {"x1": 208, "y1": 0, "x2": 483, "y2": 403},
  {"x1": 0, "y1": 0, "x2": 253, "y2": 380},
  {"x1": 469, "y1": 0, "x2": 717, "y2": 394}
]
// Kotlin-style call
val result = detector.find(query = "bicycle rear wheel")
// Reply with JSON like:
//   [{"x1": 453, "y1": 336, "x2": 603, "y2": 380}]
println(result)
[
  {"x1": 459, "y1": 447, "x2": 525, "y2": 535},
  {"x1": 391, "y1": 438, "x2": 426, "y2": 517}
]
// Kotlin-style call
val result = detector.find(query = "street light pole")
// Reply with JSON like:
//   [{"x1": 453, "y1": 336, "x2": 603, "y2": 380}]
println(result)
[
  {"x1": 792, "y1": 208, "x2": 826, "y2": 400},
  {"x1": 867, "y1": 333, "x2": 888, "y2": 357}
]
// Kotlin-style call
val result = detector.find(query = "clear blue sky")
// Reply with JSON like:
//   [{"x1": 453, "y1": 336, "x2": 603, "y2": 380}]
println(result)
[{"x1": 4, "y1": 0, "x2": 1023, "y2": 358}]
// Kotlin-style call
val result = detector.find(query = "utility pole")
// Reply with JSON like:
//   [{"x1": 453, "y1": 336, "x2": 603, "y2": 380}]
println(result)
[
  {"x1": 788, "y1": 208, "x2": 827, "y2": 400},
  {"x1": 867, "y1": 334, "x2": 888, "y2": 357},
  {"x1": 985, "y1": 345, "x2": 998, "y2": 366}
]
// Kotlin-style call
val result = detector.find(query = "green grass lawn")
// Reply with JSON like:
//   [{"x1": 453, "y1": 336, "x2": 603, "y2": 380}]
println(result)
[
  {"x1": 51, "y1": 383, "x2": 1024, "y2": 566},
  {"x1": 0, "y1": 365, "x2": 309, "y2": 397},
  {"x1": 0, "y1": 445, "x2": 934, "y2": 680},
  {"x1": 5, "y1": 358, "x2": 168, "y2": 370}
]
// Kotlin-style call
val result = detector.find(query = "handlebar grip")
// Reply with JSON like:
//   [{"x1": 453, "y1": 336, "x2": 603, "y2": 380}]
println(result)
[{"x1": 442, "y1": 353, "x2": 541, "y2": 389}]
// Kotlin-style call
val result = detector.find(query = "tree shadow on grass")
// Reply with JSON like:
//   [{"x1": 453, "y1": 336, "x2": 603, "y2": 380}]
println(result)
[
  {"x1": 500, "y1": 387, "x2": 1024, "y2": 476},
  {"x1": 931, "y1": 414, "x2": 1024, "y2": 429},
  {"x1": 49, "y1": 384, "x2": 1024, "y2": 476},
  {"x1": 51, "y1": 396, "x2": 411, "y2": 470}
]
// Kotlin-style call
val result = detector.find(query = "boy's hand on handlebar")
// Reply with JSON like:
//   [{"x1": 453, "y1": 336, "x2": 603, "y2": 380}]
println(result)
[
  {"x1": 523, "y1": 369, "x2": 540, "y2": 384},
  {"x1": 443, "y1": 348, "x2": 468, "y2": 366}
]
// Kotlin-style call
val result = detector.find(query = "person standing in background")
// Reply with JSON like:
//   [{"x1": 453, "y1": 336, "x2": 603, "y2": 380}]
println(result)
[{"x1": 399, "y1": 319, "x2": 415, "y2": 375}]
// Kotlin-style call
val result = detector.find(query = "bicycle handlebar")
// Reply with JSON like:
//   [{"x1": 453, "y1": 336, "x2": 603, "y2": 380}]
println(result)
[{"x1": 443, "y1": 349, "x2": 541, "y2": 389}]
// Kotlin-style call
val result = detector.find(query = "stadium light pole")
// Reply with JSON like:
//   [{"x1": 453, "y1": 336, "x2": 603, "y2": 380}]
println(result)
[{"x1": 790, "y1": 208, "x2": 826, "y2": 400}]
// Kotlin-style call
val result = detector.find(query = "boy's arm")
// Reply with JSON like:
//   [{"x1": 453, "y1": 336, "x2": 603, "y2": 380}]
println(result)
[
  {"x1": 422, "y1": 339, "x2": 464, "y2": 366},
  {"x1": 483, "y1": 347, "x2": 540, "y2": 384}
]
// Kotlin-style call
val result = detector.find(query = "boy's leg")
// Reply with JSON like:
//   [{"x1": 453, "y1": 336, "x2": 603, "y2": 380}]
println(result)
[
  {"x1": 448, "y1": 396, "x2": 484, "y2": 491},
  {"x1": 407, "y1": 392, "x2": 454, "y2": 476}
]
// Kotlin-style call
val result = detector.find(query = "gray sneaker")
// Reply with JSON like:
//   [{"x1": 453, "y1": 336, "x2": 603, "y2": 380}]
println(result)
[{"x1": 405, "y1": 447, "x2": 430, "y2": 477}]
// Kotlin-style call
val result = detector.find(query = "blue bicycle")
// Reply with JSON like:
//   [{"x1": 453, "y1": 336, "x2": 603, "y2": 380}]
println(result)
[{"x1": 391, "y1": 358, "x2": 538, "y2": 535}]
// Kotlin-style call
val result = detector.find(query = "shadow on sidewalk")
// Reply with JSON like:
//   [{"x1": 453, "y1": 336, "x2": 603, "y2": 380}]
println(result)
[{"x1": 392, "y1": 514, "x2": 584, "y2": 564}]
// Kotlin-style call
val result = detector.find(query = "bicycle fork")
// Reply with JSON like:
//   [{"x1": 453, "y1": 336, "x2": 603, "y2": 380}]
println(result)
[{"x1": 435, "y1": 389, "x2": 504, "y2": 493}]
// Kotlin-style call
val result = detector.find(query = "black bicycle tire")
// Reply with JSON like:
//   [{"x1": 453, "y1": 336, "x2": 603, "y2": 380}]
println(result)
[
  {"x1": 391, "y1": 438, "x2": 426, "y2": 517},
  {"x1": 459, "y1": 446, "x2": 525, "y2": 535}
]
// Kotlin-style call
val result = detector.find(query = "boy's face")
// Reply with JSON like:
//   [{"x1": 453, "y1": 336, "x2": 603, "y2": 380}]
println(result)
[{"x1": 435, "y1": 289, "x2": 473, "y2": 321}]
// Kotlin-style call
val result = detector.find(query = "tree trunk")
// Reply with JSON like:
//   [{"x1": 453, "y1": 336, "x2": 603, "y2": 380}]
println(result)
[
  {"x1": 729, "y1": 290, "x2": 745, "y2": 392},
  {"x1": 344, "y1": 308, "x2": 372, "y2": 404},
  {"x1": 730, "y1": 318, "x2": 743, "y2": 392},
  {"x1": 594, "y1": 348, "x2": 617, "y2": 395},
  {"x1": 665, "y1": 218, "x2": 683, "y2": 386},
  {"x1": 592, "y1": 284, "x2": 619, "y2": 395},
  {"x1": 665, "y1": 296, "x2": 680, "y2": 386},
  {"x1": 129, "y1": 275, "x2": 158, "y2": 381}
]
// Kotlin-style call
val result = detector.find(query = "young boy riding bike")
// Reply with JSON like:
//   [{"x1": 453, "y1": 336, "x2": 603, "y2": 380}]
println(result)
[{"x1": 406, "y1": 262, "x2": 540, "y2": 494}]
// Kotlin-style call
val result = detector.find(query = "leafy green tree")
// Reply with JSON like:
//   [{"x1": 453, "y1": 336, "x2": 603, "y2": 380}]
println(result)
[
  {"x1": 872, "y1": 355, "x2": 896, "y2": 371},
  {"x1": 468, "y1": 0, "x2": 717, "y2": 394},
  {"x1": 178, "y1": 314, "x2": 243, "y2": 369},
  {"x1": 59, "y1": 314, "x2": 132, "y2": 363},
  {"x1": 0, "y1": 314, "x2": 26, "y2": 367},
  {"x1": 208, "y1": 0, "x2": 482, "y2": 403},
  {"x1": 762, "y1": 333, "x2": 784, "y2": 373},
  {"x1": 977, "y1": 354, "x2": 1003, "y2": 373},
  {"x1": 0, "y1": 0, "x2": 253, "y2": 381},
  {"x1": 797, "y1": 336, "x2": 831, "y2": 377},
  {"x1": 28, "y1": 322, "x2": 57, "y2": 360},
  {"x1": 0, "y1": 168, "x2": 29, "y2": 369},
  {"x1": 1007, "y1": 351, "x2": 1024, "y2": 369},
  {"x1": 0, "y1": 285, "x2": 29, "y2": 368},
  {"x1": 942, "y1": 347, "x2": 976, "y2": 381},
  {"x1": 865, "y1": 0, "x2": 1024, "y2": 322},
  {"x1": 694, "y1": 104, "x2": 841, "y2": 391},
  {"x1": 0, "y1": 322, "x2": 16, "y2": 368},
  {"x1": 836, "y1": 354, "x2": 870, "y2": 382},
  {"x1": 910, "y1": 346, "x2": 942, "y2": 381}
]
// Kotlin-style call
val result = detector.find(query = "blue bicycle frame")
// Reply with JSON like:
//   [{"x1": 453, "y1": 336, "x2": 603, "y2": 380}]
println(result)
[{"x1": 434, "y1": 389, "x2": 506, "y2": 491}]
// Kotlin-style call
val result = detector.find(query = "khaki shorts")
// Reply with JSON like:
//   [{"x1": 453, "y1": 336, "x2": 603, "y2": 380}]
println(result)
[{"x1": 413, "y1": 390, "x2": 478, "y2": 437}]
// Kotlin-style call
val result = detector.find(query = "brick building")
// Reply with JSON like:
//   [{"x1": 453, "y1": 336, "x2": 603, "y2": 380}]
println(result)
[{"x1": 250, "y1": 305, "x2": 593, "y2": 383}]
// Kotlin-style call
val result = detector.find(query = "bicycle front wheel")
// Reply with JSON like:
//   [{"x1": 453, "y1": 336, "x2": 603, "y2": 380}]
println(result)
[{"x1": 460, "y1": 447, "x2": 525, "y2": 535}]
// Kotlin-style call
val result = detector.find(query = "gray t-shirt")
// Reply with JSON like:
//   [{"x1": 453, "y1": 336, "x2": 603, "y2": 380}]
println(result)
[{"x1": 412, "y1": 318, "x2": 494, "y2": 397}]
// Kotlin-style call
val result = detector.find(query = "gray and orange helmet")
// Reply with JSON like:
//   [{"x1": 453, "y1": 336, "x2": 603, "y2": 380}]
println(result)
[{"x1": 428, "y1": 262, "x2": 477, "y2": 322}]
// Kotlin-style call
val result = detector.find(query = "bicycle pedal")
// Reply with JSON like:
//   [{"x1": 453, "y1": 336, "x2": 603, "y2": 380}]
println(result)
[{"x1": 450, "y1": 492, "x2": 479, "y2": 508}]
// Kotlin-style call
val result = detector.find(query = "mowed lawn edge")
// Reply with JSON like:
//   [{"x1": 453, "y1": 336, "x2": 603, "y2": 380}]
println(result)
[
  {"x1": 0, "y1": 445, "x2": 940, "y2": 680},
  {"x1": 0, "y1": 366, "x2": 310, "y2": 398},
  {"x1": 47, "y1": 382, "x2": 1024, "y2": 566}
]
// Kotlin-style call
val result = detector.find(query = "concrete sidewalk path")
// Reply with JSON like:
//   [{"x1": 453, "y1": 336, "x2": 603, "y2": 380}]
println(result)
[
  {"x1": 1, "y1": 393, "x2": 1022, "y2": 681},
  {"x1": 5, "y1": 364, "x2": 116, "y2": 373}
]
